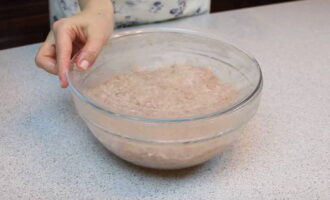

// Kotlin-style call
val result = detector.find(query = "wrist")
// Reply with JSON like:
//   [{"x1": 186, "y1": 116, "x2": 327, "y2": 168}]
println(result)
[{"x1": 80, "y1": 0, "x2": 113, "y2": 20}]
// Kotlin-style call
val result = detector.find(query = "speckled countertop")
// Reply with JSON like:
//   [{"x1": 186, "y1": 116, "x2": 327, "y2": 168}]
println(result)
[{"x1": 1, "y1": 0, "x2": 329, "y2": 199}]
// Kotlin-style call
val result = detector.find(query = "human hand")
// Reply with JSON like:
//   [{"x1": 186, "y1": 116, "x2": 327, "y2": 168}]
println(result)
[{"x1": 35, "y1": 6, "x2": 113, "y2": 88}]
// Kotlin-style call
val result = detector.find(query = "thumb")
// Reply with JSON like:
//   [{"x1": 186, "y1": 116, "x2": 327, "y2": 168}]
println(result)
[{"x1": 75, "y1": 33, "x2": 107, "y2": 70}]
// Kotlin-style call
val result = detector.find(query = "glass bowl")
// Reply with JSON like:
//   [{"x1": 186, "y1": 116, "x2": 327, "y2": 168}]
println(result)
[{"x1": 68, "y1": 28, "x2": 263, "y2": 169}]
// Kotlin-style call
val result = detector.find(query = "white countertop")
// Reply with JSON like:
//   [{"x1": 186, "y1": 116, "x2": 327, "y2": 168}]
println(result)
[{"x1": 1, "y1": 0, "x2": 329, "y2": 199}]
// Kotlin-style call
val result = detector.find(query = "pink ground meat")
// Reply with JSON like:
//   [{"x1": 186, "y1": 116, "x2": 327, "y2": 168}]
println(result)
[{"x1": 86, "y1": 65, "x2": 238, "y2": 119}]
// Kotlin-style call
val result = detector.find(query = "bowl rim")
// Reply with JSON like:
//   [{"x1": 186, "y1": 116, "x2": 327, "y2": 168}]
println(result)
[{"x1": 67, "y1": 28, "x2": 263, "y2": 123}]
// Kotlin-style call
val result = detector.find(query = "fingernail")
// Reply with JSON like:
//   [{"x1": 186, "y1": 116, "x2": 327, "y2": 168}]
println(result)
[
  {"x1": 59, "y1": 77, "x2": 67, "y2": 88},
  {"x1": 59, "y1": 76, "x2": 63, "y2": 87},
  {"x1": 48, "y1": 61, "x2": 56, "y2": 67},
  {"x1": 58, "y1": 76, "x2": 67, "y2": 88},
  {"x1": 79, "y1": 60, "x2": 90, "y2": 70}
]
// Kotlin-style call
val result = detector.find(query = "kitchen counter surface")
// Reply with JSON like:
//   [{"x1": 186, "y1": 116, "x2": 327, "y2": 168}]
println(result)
[{"x1": 1, "y1": 0, "x2": 329, "y2": 199}]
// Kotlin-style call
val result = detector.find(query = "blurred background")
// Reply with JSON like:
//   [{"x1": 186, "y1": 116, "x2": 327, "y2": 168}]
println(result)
[{"x1": 0, "y1": 0, "x2": 296, "y2": 50}]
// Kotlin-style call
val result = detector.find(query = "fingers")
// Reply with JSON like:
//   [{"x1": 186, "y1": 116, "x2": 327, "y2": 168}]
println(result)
[
  {"x1": 53, "y1": 20, "x2": 74, "y2": 88},
  {"x1": 35, "y1": 43, "x2": 57, "y2": 74},
  {"x1": 75, "y1": 28, "x2": 107, "y2": 70},
  {"x1": 72, "y1": 40, "x2": 84, "y2": 59},
  {"x1": 36, "y1": 16, "x2": 111, "y2": 88},
  {"x1": 35, "y1": 32, "x2": 57, "y2": 74}
]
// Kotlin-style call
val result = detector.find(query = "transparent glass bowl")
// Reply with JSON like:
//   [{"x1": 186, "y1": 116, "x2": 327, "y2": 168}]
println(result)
[{"x1": 68, "y1": 28, "x2": 263, "y2": 169}]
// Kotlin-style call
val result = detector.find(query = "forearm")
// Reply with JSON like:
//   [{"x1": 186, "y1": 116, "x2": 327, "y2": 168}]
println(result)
[{"x1": 79, "y1": 0, "x2": 113, "y2": 19}]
